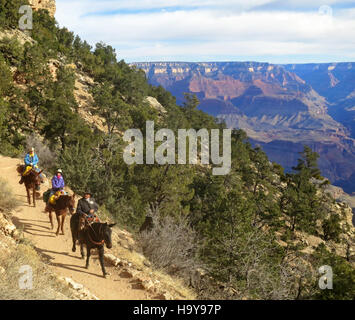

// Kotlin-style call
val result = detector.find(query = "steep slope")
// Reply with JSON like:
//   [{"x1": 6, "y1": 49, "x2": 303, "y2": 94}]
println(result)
[
  {"x1": 0, "y1": 155, "x2": 192, "y2": 300},
  {"x1": 1, "y1": 0, "x2": 354, "y2": 300},
  {"x1": 133, "y1": 62, "x2": 355, "y2": 193},
  {"x1": 284, "y1": 63, "x2": 355, "y2": 141},
  {"x1": 284, "y1": 63, "x2": 355, "y2": 103}
]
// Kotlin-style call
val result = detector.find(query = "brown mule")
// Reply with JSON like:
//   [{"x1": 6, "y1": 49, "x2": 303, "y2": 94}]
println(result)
[
  {"x1": 17, "y1": 165, "x2": 43, "y2": 207},
  {"x1": 46, "y1": 194, "x2": 76, "y2": 236}
]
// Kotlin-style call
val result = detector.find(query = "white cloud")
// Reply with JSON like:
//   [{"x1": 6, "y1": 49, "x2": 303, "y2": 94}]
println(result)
[{"x1": 55, "y1": 0, "x2": 355, "y2": 63}]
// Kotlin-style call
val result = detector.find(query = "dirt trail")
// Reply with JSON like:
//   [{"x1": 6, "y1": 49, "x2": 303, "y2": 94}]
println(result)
[{"x1": 0, "y1": 155, "x2": 152, "y2": 300}]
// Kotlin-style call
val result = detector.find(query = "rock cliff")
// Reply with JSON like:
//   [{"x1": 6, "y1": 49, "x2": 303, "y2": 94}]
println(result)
[{"x1": 29, "y1": 0, "x2": 56, "y2": 17}]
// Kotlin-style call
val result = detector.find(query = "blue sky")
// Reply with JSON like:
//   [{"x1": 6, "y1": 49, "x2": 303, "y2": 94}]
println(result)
[{"x1": 55, "y1": 0, "x2": 355, "y2": 63}]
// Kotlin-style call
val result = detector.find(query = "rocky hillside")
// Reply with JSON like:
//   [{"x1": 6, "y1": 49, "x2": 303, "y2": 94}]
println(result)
[
  {"x1": 133, "y1": 62, "x2": 355, "y2": 194},
  {"x1": 284, "y1": 63, "x2": 355, "y2": 161},
  {"x1": 28, "y1": 0, "x2": 56, "y2": 17},
  {"x1": 284, "y1": 63, "x2": 355, "y2": 104},
  {"x1": 0, "y1": 160, "x2": 195, "y2": 300},
  {"x1": 1, "y1": 0, "x2": 354, "y2": 300}
]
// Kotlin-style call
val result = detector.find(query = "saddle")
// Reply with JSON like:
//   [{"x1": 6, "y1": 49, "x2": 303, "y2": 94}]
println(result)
[
  {"x1": 22, "y1": 166, "x2": 33, "y2": 176},
  {"x1": 78, "y1": 213, "x2": 100, "y2": 232},
  {"x1": 49, "y1": 191, "x2": 64, "y2": 205}
]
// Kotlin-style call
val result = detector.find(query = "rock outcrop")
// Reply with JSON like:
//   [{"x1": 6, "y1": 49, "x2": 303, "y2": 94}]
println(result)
[
  {"x1": 29, "y1": 0, "x2": 56, "y2": 17},
  {"x1": 59, "y1": 277, "x2": 100, "y2": 300}
]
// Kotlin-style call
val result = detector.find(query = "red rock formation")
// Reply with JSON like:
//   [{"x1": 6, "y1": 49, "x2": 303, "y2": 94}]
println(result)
[{"x1": 132, "y1": 61, "x2": 355, "y2": 192}]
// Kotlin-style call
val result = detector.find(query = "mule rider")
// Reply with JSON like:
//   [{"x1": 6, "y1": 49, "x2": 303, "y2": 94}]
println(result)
[
  {"x1": 44, "y1": 169, "x2": 67, "y2": 212},
  {"x1": 51, "y1": 169, "x2": 65, "y2": 194},
  {"x1": 76, "y1": 192, "x2": 99, "y2": 219},
  {"x1": 19, "y1": 147, "x2": 44, "y2": 186},
  {"x1": 74, "y1": 192, "x2": 100, "y2": 232}
]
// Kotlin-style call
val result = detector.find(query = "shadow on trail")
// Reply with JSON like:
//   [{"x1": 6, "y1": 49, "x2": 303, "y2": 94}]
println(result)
[
  {"x1": 14, "y1": 194, "x2": 27, "y2": 198},
  {"x1": 34, "y1": 247, "x2": 105, "y2": 278},
  {"x1": 11, "y1": 216, "x2": 55, "y2": 237},
  {"x1": 37, "y1": 247, "x2": 83, "y2": 261},
  {"x1": 19, "y1": 217, "x2": 52, "y2": 226},
  {"x1": 49, "y1": 261, "x2": 105, "y2": 279}
]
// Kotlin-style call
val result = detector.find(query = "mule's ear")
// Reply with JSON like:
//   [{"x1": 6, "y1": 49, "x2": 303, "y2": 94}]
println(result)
[
  {"x1": 38, "y1": 170, "x2": 44, "y2": 175},
  {"x1": 108, "y1": 223, "x2": 117, "y2": 228}
]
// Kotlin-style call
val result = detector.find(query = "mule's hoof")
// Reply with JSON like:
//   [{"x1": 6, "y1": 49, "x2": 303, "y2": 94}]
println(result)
[{"x1": 72, "y1": 247, "x2": 76, "y2": 253}]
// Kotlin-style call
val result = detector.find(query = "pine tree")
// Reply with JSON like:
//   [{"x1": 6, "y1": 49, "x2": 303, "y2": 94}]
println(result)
[
  {"x1": 281, "y1": 146, "x2": 324, "y2": 234},
  {"x1": 91, "y1": 81, "x2": 132, "y2": 135},
  {"x1": 43, "y1": 66, "x2": 91, "y2": 150}
]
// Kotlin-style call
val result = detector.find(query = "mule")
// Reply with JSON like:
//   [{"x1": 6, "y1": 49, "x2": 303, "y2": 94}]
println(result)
[
  {"x1": 70, "y1": 214, "x2": 116, "y2": 278},
  {"x1": 17, "y1": 165, "x2": 43, "y2": 207},
  {"x1": 46, "y1": 194, "x2": 75, "y2": 236}
]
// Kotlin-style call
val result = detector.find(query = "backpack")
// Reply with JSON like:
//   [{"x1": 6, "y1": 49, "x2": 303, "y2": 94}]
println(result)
[{"x1": 43, "y1": 189, "x2": 51, "y2": 203}]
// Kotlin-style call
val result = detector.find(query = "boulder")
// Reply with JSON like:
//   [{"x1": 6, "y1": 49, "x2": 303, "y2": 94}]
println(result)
[{"x1": 104, "y1": 253, "x2": 121, "y2": 267}]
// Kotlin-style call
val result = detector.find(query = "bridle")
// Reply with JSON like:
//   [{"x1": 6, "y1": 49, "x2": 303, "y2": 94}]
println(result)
[{"x1": 87, "y1": 223, "x2": 105, "y2": 246}]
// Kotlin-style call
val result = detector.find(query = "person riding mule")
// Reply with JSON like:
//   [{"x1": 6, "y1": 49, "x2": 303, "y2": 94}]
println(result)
[
  {"x1": 76, "y1": 192, "x2": 100, "y2": 227},
  {"x1": 70, "y1": 212, "x2": 116, "y2": 278},
  {"x1": 19, "y1": 147, "x2": 44, "y2": 188},
  {"x1": 46, "y1": 193, "x2": 76, "y2": 236},
  {"x1": 44, "y1": 169, "x2": 67, "y2": 213},
  {"x1": 16, "y1": 164, "x2": 43, "y2": 207},
  {"x1": 70, "y1": 192, "x2": 117, "y2": 278}
]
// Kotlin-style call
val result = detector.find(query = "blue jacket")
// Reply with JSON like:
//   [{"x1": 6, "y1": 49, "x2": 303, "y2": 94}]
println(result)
[
  {"x1": 24, "y1": 153, "x2": 39, "y2": 166},
  {"x1": 52, "y1": 175, "x2": 65, "y2": 190}
]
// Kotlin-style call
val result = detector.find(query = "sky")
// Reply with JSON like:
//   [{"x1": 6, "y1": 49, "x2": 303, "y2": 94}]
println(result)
[{"x1": 55, "y1": 0, "x2": 355, "y2": 63}]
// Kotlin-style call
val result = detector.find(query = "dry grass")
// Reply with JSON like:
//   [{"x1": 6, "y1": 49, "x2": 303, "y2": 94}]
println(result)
[
  {"x1": 0, "y1": 243, "x2": 74, "y2": 300},
  {"x1": 0, "y1": 177, "x2": 20, "y2": 213},
  {"x1": 0, "y1": 179, "x2": 74, "y2": 300},
  {"x1": 110, "y1": 238, "x2": 197, "y2": 300},
  {"x1": 148, "y1": 268, "x2": 197, "y2": 300}
]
